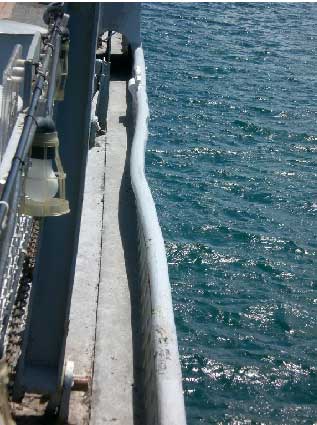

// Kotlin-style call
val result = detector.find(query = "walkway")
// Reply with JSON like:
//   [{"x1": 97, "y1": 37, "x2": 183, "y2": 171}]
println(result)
[{"x1": 67, "y1": 35, "x2": 143, "y2": 425}]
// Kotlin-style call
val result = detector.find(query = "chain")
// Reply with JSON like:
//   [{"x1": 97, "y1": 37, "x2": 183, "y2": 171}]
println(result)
[{"x1": 5, "y1": 218, "x2": 40, "y2": 396}]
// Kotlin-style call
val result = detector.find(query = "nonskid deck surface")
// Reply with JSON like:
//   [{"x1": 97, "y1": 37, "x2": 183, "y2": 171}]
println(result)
[
  {"x1": 91, "y1": 45, "x2": 143, "y2": 425},
  {"x1": 67, "y1": 36, "x2": 143, "y2": 424}
]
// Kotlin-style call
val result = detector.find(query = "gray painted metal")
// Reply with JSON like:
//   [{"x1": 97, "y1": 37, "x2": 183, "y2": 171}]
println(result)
[
  {"x1": 0, "y1": 172, "x2": 29, "y2": 357},
  {"x1": 0, "y1": 20, "x2": 45, "y2": 78},
  {"x1": 129, "y1": 47, "x2": 187, "y2": 425},
  {"x1": 14, "y1": 4, "x2": 100, "y2": 398},
  {"x1": 55, "y1": 360, "x2": 74, "y2": 422},
  {"x1": 1, "y1": 5, "x2": 186, "y2": 422},
  {"x1": 96, "y1": 60, "x2": 110, "y2": 131},
  {"x1": 23, "y1": 31, "x2": 42, "y2": 109},
  {"x1": 0, "y1": 20, "x2": 45, "y2": 35},
  {"x1": 0, "y1": 21, "x2": 42, "y2": 109},
  {"x1": 0, "y1": 44, "x2": 23, "y2": 161},
  {"x1": 99, "y1": 3, "x2": 141, "y2": 49},
  {"x1": 0, "y1": 33, "x2": 37, "y2": 356}
]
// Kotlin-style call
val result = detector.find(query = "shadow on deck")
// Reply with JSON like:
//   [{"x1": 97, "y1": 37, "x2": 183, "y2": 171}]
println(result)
[{"x1": 117, "y1": 75, "x2": 145, "y2": 425}]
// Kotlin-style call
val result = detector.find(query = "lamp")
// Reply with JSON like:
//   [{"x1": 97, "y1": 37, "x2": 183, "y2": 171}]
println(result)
[{"x1": 21, "y1": 117, "x2": 70, "y2": 217}]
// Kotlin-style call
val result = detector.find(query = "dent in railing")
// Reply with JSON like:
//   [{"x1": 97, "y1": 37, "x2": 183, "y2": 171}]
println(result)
[{"x1": 129, "y1": 46, "x2": 187, "y2": 425}]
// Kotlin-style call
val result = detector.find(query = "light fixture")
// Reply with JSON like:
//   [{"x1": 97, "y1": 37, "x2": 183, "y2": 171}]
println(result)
[{"x1": 21, "y1": 117, "x2": 70, "y2": 217}]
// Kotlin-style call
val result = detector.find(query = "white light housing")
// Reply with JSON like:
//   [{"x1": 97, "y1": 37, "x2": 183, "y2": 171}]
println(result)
[
  {"x1": 21, "y1": 118, "x2": 70, "y2": 217},
  {"x1": 25, "y1": 158, "x2": 59, "y2": 202}
]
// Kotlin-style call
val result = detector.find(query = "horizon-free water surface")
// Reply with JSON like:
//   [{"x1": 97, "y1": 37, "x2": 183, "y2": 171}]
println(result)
[{"x1": 142, "y1": 3, "x2": 317, "y2": 424}]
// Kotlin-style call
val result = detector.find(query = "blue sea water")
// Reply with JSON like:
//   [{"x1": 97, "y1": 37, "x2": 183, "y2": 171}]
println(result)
[{"x1": 141, "y1": 3, "x2": 317, "y2": 424}]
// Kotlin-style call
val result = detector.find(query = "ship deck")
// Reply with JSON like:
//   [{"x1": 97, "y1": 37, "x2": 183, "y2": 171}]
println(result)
[
  {"x1": 67, "y1": 39, "x2": 143, "y2": 424},
  {"x1": 1, "y1": 4, "x2": 141, "y2": 424}
]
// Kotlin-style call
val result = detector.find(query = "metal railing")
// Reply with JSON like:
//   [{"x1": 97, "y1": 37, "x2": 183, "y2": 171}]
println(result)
[
  {"x1": 0, "y1": 11, "x2": 69, "y2": 357},
  {"x1": 0, "y1": 44, "x2": 23, "y2": 163},
  {"x1": 129, "y1": 46, "x2": 187, "y2": 425},
  {"x1": 0, "y1": 44, "x2": 33, "y2": 356}
]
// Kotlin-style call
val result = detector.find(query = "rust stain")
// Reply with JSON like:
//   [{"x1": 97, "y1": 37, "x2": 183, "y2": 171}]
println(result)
[{"x1": 0, "y1": 3, "x2": 15, "y2": 19}]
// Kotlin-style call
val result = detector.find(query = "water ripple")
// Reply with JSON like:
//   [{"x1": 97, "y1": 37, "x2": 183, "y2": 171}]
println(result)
[{"x1": 143, "y1": 3, "x2": 317, "y2": 423}]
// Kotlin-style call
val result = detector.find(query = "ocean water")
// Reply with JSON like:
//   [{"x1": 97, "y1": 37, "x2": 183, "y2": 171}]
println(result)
[{"x1": 141, "y1": 3, "x2": 317, "y2": 424}]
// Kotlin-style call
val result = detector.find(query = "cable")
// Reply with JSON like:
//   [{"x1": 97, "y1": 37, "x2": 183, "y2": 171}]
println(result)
[{"x1": 0, "y1": 10, "x2": 66, "y2": 228}]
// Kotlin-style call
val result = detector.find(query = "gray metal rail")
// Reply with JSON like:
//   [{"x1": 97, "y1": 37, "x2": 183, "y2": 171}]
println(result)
[{"x1": 129, "y1": 46, "x2": 187, "y2": 425}]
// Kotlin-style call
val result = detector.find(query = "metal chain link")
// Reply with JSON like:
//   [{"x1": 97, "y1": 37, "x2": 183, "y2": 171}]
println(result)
[{"x1": 5, "y1": 218, "x2": 40, "y2": 395}]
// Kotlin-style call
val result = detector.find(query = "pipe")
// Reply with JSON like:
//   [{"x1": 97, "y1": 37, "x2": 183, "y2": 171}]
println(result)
[
  {"x1": 46, "y1": 30, "x2": 61, "y2": 117},
  {"x1": 0, "y1": 17, "x2": 63, "y2": 229}
]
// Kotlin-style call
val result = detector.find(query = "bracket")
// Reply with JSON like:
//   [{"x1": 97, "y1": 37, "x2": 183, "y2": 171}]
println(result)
[{"x1": 46, "y1": 360, "x2": 74, "y2": 423}]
